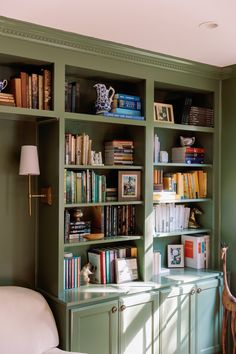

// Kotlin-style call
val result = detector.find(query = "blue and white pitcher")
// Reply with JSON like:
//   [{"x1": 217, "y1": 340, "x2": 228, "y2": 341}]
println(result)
[{"x1": 94, "y1": 83, "x2": 115, "y2": 114}]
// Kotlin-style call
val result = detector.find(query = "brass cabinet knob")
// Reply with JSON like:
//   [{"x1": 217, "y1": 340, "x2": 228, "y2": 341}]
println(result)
[
  {"x1": 197, "y1": 288, "x2": 202, "y2": 294},
  {"x1": 190, "y1": 289, "x2": 195, "y2": 295},
  {"x1": 120, "y1": 305, "x2": 126, "y2": 311},
  {"x1": 111, "y1": 306, "x2": 118, "y2": 313}
]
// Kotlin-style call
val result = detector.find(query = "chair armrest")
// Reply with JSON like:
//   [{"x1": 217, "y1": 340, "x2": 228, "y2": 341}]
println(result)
[{"x1": 43, "y1": 348, "x2": 86, "y2": 354}]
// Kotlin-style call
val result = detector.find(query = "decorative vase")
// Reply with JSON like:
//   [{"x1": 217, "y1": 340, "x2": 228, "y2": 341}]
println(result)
[
  {"x1": 0, "y1": 79, "x2": 7, "y2": 92},
  {"x1": 94, "y1": 83, "x2": 115, "y2": 114}
]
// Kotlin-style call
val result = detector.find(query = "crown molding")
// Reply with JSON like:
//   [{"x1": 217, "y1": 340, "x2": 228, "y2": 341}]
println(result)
[{"x1": 0, "y1": 16, "x2": 222, "y2": 79}]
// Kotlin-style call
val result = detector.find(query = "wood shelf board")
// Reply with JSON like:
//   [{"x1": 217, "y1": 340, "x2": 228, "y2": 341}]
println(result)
[
  {"x1": 64, "y1": 235, "x2": 143, "y2": 247},
  {"x1": 154, "y1": 121, "x2": 215, "y2": 133},
  {"x1": 154, "y1": 228, "x2": 211, "y2": 238},
  {"x1": 65, "y1": 201, "x2": 143, "y2": 207},
  {"x1": 153, "y1": 198, "x2": 211, "y2": 204},
  {"x1": 64, "y1": 112, "x2": 146, "y2": 126},
  {"x1": 153, "y1": 162, "x2": 213, "y2": 168},
  {"x1": 65, "y1": 164, "x2": 143, "y2": 170}
]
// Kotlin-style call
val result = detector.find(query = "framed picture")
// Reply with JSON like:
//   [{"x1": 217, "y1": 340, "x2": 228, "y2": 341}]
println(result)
[
  {"x1": 154, "y1": 103, "x2": 174, "y2": 123},
  {"x1": 118, "y1": 171, "x2": 141, "y2": 201},
  {"x1": 167, "y1": 244, "x2": 184, "y2": 268}
]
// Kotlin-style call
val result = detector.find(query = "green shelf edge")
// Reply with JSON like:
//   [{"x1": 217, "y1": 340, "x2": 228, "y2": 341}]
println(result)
[{"x1": 64, "y1": 235, "x2": 143, "y2": 247}]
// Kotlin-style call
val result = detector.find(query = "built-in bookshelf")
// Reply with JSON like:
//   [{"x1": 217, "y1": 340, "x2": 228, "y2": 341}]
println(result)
[{"x1": 152, "y1": 83, "x2": 215, "y2": 269}]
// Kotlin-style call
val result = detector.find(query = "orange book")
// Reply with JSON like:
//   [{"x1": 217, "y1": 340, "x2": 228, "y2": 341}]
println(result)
[{"x1": 11, "y1": 78, "x2": 22, "y2": 107}]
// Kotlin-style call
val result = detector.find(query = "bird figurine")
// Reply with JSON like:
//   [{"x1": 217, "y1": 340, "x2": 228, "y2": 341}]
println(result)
[{"x1": 180, "y1": 136, "x2": 195, "y2": 147}]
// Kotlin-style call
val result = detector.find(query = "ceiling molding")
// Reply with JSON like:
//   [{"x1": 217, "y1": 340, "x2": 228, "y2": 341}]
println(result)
[{"x1": 0, "y1": 16, "x2": 222, "y2": 80}]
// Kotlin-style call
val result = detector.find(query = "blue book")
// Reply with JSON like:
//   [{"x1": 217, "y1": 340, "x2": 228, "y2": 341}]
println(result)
[
  {"x1": 111, "y1": 107, "x2": 141, "y2": 116},
  {"x1": 112, "y1": 98, "x2": 141, "y2": 110},
  {"x1": 102, "y1": 111, "x2": 145, "y2": 120},
  {"x1": 114, "y1": 93, "x2": 141, "y2": 101}
]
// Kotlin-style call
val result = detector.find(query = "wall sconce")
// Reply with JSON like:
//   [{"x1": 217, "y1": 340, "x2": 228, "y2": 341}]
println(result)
[{"x1": 19, "y1": 145, "x2": 52, "y2": 216}]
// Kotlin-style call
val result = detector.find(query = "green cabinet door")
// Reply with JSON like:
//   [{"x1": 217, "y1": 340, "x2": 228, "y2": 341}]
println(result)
[
  {"x1": 195, "y1": 277, "x2": 222, "y2": 354},
  {"x1": 159, "y1": 283, "x2": 195, "y2": 354},
  {"x1": 70, "y1": 299, "x2": 119, "y2": 354},
  {"x1": 119, "y1": 292, "x2": 159, "y2": 354}
]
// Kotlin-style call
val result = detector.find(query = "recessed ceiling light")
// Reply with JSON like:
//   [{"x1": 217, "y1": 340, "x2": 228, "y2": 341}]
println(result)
[{"x1": 199, "y1": 21, "x2": 219, "y2": 29}]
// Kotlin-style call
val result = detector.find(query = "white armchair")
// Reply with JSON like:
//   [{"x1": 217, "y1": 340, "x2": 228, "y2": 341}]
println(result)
[{"x1": 0, "y1": 286, "x2": 85, "y2": 354}]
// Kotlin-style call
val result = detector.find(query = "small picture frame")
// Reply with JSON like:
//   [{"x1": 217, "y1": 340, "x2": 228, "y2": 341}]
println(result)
[
  {"x1": 118, "y1": 171, "x2": 141, "y2": 201},
  {"x1": 154, "y1": 103, "x2": 174, "y2": 123},
  {"x1": 167, "y1": 244, "x2": 184, "y2": 268}
]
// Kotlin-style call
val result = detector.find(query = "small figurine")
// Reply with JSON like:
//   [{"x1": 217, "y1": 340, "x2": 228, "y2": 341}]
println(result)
[
  {"x1": 81, "y1": 262, "x2": 93, "y2": 285},
  {"x1": 180, "y1": 136, "x2": 195, "y2": 147},
  {"x1": 188, "y1": 207, "x2": 202, "y2": 229}
]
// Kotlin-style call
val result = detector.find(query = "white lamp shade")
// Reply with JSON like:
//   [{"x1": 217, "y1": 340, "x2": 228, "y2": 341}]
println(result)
[{"x1": 19, "y1": 145, "x2": 40, "y2": 175}]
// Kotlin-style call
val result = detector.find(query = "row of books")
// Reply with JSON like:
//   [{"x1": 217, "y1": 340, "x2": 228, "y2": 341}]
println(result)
[
  {"x1": 181, "y1": 234, "x2": 210, "y2": 269},
  {"x1": 64, "y1": 253, "x2": 81, "y2": 289},
  {"x1": 103, "y1": 205, "x2": 136, "y2": 236},
  {"x1": 65, "y1": 133, "x2": 100, "y2": 166},
  {"x1": 11, "y1": 69, "x2": 52, "y2": 110},
  {"x1": 65, "y1": 80, "x2": 80, "y2": 113},
  {"x1": 64, "y1": 169, "x2": 106, "y2": 203},
  {"x1": 153, "y1": 204, "x2": 190, "y2": 233},
  {"x1": 88, "y1": 245, "x2": 138, "y2": 284},
  {"x1": 153, "y1": 170, "x2": 207, "y2": 200},
  {"x1": 105, "y1": 140, "x2": 134, "y2": 165},
  {"x1": 172, "y1": 146, "x2": 205, "y2": 164}
]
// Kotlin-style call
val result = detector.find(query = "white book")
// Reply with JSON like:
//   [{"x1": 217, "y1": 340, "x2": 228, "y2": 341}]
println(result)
[{"x1": 181, "y1": 234, "x2": 210, "y2": 269}]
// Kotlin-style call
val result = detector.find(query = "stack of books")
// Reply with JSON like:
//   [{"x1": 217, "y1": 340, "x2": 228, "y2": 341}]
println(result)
[
  {"x1": 64, "y1": 252, "x2": 81, "y2": 289},
  {"x1": 105, "y1": 187, "x2": 117, "y2": 201},
  {"x1": 189, "y1": 106, "x2": 214, "y2": 127},
  {"x1": 0, "y1": 93, "x2": 15, "y2": 106},
  {"x1": 103, "y1": 93, "x2": 144, "y2": 120},
  {"x1": 105, "y1": 140, "x2": 134, "y2": 165},
  {"x1": 64, "y1": 210, "x2": 91, "y2": 241},
  {"x1": 172, "y1": 146, "x2": 205, "y2": 164}
]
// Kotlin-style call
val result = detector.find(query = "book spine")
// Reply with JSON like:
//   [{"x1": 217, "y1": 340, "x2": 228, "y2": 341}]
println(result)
[
  {"x1": 114, "y1": 93, "x2": 141, "y2": 101},
  {"x1": 111, "y1": 107, "x2": 141, "y2": 116},
  {"x1": 112, "y1": 99, "x2": 141, "y2": 110}
]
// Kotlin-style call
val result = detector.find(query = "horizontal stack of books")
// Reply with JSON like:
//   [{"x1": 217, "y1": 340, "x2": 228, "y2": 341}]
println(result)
[
  {"x1": 88, "y1": 245, "x2": 138, "y2": 284},
  {"x1": 172, "y1": 146, "x2": 205, "y2": 164},
  {"x1": 189, "y1": 106, "x2": 214, "y2": 127},
  {"x1": 0, "y1": 93, "x2": 15, "y2": 106},
  {"x1": 105, "y1": 187, "x2": 117, "y2": 201},
  {"x1": 64, "y1": 210, "x2": 91, "y2": 241},
  {"x1": 103, "y1": 93, "x2": 144, "y2": 120},
  {"x1": 64, "y1": 252, "x2": 81, "y2": 289},
  {"x1": 105, "y1": 140, "x2": 134, "y2": 165}
]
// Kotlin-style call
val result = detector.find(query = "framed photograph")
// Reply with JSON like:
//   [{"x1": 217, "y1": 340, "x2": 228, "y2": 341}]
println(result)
[
  {"x1": 167, "y1": 244, "x2": 184, "y2": 268},
  {"x1": 118, "y1": 171, "x2": 141, "y2": 201},
  {"x1": 154, "y1": 103, "x2": 174, "y2": 123}
]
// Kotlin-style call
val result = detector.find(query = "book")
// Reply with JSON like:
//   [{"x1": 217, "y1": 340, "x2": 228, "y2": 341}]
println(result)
[
  {"x1": 114, "y1": 93, "x2": 141, "y2": 101},
  {"x1": 181, "y1": 234, "x2": 210, "y2": 269},
  {"x1": 115, "y1": 257, "x2": 138, "y2": 283},
  {"x1": 102, "y1": 111, "x2": 144, "y2": 120},
  {"x1": 111, "y1": 107, "x2": 141, "y2": 116},
  {"x1": 10, "y1": 77, "x2": 21, "y2": 107},
  {"x1": 43, "y1": 69, "x2": 52, "y2": 110},
  {"x1": 112, "y1": 98, "x2": 141, "y2": 110}
]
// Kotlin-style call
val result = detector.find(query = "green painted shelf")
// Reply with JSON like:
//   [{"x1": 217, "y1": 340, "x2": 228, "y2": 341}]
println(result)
[
  {"x1": 65, "y1": 164, "x2": 143, "y2": 170},
  {"x1": 154, "y1": 121, "x2": 215, "y2": 133},
  {"x1": 65, "y1": 201, "x2": 143, "y2": 208},
  {"x1": 153, "y1": 198, "x2": 211, "y2": 204},
  {"x1": 65, "y1": 112, "x2": 146, "y2": 126},
  {"x1": 153, "y1": 162, "x2": 213, "y2": 168},
  {"x1": 154, "y1": 228, "x2": 211, "y2": 238},
  {"x1": 64, "y1": 235, "x2": 143, "y2": 247}
]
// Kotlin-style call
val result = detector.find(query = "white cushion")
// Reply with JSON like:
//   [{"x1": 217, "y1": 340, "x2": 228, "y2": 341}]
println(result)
[{"x1": 0, "y1": 286, "x2": 59, "y2": 354}]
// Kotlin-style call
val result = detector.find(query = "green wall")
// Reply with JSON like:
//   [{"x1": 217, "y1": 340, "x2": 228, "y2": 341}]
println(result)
[
  {"x1": 222, "y1": 73, "x2": 236, "y2": 294},
  {"x1": 0, "y1": 118, "x2": 37, "y2": 288}
]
